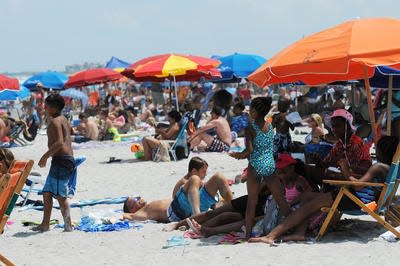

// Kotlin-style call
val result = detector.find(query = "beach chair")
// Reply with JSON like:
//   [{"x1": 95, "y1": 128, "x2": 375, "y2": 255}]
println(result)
[
  {"x1": 153, "y1": 118, "x2": 189, "y2": 162},
  {"x1": 316, "y1": 144, "x2": 400, "y2": 241},
  {"x1": 0, "y1": 160, "x2": 34, "y2": 233},
  {"x1": 0, "y1": 174, "x2": 15, "y2": 266}
]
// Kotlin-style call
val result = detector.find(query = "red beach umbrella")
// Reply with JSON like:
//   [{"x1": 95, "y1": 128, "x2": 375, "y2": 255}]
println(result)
[
  {"x1": 64, "y1": 68, "x2": 123, "y2": 88},
  {"x1": 0, "y1": 74, "x2": 19, "y2": 91}
]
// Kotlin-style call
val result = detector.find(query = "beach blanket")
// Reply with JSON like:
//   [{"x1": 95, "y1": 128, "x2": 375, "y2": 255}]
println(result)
[
  {"x1": 18, "y1": 196, "x2": 129, "y2": 211},
  {"x1": 218, "y1": 232, "x2": 246, "y2": 245}
]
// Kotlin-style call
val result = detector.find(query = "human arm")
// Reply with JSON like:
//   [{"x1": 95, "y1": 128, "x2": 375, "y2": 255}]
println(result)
[
  {"x1": 187, "y1": 120, "x2": 216, "y2": 142},
  {"x1": 122, "y1": 210, "x2": 148, "y2": 221},
  {"x1": 157, "y1": 124, "x2": 179, "y2": 140},
  {"x1": 229, "y1": 126, "x2": 253, "y2": 160},
  {"x1": 38, "y1": 120, "x2": 65, "y2": 167}
]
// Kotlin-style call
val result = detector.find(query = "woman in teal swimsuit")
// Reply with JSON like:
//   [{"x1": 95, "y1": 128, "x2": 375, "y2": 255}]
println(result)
[{"x1": 230, "y1": 97, "x2": 292, "y2": 239}]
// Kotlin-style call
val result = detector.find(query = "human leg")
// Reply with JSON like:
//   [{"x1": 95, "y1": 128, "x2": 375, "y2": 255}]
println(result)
[
  {"x1": 244, "y1": 165, "x2": 261, "y2": 239},
  {"x1": 201, "y1": 220, "x2": 245, "y2": 237},
  {"x1": 204, "y1": 172, "x2": 233, "y2": 202},
  {"x1": 265, "y1": 173, "x2": 291, "y2": 217},
  {"x1": 189, "y1": 133, "x2": 214, "y2": 149},
  {"x1": 162, "y1": 203, "x2": 235, "y2": 231},
  {"x1": 249, "y1": 192, "x2": 333, "y2": 244},
  {"x1": 57, "y1": 196, "x2": 72, "y2": 232},
  {"x1": 142, "y1": 137, "x2": 160, "y2": 160},
  {"x1": 32, "y1": 192, "x2": 53, "y2": 232}
]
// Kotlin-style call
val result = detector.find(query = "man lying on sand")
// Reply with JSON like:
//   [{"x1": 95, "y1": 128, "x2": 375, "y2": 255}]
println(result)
[{"x1": 123, "y1": 157, "x2": 233, "y2": 223}]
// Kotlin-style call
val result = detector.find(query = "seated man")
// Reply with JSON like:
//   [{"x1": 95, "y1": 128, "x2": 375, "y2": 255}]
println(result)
[
  {"x1": 72, "y1": 113, "x2": 99, "y2": 143},
  {"x1": 188, "y1": 106, "x2": 232, "y2": 152},
  {"x1": 141, "y1": 110, "x2": 181, "y2": 161},
  {"x1": 122, "y1": 157, "x2": 233, "y2": 223},
  {"x1": 249, "y1": 135, "x2": 398, "y2": 244},
  {"x1": 306, "y1": 109, "x2": 372, "y2": 189},
  {"x1": 168, "y1": 157, "x2": 233, "y2": 222}
]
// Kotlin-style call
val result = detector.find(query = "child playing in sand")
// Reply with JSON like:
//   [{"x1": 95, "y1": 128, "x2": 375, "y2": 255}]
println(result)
[
  {"x1": 272, "y1": 100, "x2": 294, "y2": 157},
  {"x1": 230, "y1": 97, "x2": 291, "y2": 239},
  {"x1": 33, "y1": 94, "x2": 75, "y2": 232}
]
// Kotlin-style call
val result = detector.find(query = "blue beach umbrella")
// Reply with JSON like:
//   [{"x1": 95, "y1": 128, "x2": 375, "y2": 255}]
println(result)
[
  {"x1": 370, "y1": 65, "x2": 400, "y2": 88},
  {"x1": 60, "y1": 88, "x2": 89, "y2": 107},
  {"x1": 213, "y1": 53, "x2": 266, "y2": 82},
  {"x1": 105, "y1": 56, "x2": 130, "y2": 71},
  {"x1": 23, "y1": 71, "x2": 68, "y2": 90},
  {"x1": 0, "y1": 86, "x2": 30, "y2": 101}
]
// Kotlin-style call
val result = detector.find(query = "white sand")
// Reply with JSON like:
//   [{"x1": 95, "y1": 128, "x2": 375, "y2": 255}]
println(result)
[{"x1": 1, "y1": 134, "x2": 399, "y2": 266}]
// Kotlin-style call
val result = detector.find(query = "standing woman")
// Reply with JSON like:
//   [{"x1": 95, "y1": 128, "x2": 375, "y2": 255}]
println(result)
[{"x1": 230, "y1": 97, "x2": 291, "y2": 239}]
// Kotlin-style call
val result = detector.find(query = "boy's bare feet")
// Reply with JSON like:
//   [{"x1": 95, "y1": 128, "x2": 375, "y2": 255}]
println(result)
[{"x1": 31, "y1": 224, "x2": 50, "y2": 232}]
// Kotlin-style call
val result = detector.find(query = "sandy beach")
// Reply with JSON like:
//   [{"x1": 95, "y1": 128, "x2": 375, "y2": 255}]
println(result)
[{"x1": 0, "y1": 133, "x2": 398, "y2": 266}]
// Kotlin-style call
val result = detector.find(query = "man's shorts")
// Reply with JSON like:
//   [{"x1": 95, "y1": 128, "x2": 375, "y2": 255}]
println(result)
[
  {"x1": 205, "y1": 136, "x2": 230, "y2": 152},
  {"x1": 42, "y1": 156, "x2": 75, "y2": 198}
]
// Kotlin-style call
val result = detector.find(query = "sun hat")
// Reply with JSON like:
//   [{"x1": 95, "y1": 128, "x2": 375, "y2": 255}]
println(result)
[
  {"x1": 275, "y1": 153, "x2": 297, "y2": 169},
  {"x1": 328, "y1": 109, "x2": 356, "y2": 131}
]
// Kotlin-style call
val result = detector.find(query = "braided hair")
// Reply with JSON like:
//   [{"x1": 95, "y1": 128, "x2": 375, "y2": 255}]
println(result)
[
  {"x1": 376, "y1": 136, "x2": 399, "y2": 165},
  {"x1": 250, "y1": 97, "x2": 272, "y2": 119}
]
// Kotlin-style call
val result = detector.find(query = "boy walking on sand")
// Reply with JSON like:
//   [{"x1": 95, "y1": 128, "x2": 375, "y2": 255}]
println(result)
[{"x1": 32, "y1": 94, "x2": 75, "y2": 232}]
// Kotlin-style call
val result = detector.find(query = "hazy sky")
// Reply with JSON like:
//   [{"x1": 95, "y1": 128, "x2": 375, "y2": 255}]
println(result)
[{"x1": 1, "y1": 0, "x2": 400, "y2": 72}]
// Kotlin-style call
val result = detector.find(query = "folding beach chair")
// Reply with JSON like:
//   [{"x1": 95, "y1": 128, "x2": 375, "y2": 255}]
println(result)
[
  {"x1": 0, "y1": 174, "x2": 15, "y2": 266},
  {"x1": 0, "y1": 160, "x2": 34, "y2": 233},
  {"x1": 153, "y1": 118, "x2": 189, "y2": 162},
  {"x1": 316, "y1": 144, "x2": 400, "y2": 241}
]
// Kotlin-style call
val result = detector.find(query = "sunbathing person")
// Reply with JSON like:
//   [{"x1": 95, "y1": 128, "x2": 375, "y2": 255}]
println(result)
[
  {"x1": 141, "y1": 110, "x2": 181, "y2": 161},
  {"x1": 122, "y1": 197, "x2": 172, "y2": 223},
  {"x1": 72, "y1": 113, "x2": 99, "y2": 143},
  {"x1": 249, "y1": 135, "x2": 399, "y2": 244},
  {"x1": 188, "y1": 106, "x2": 232, "y2": 152}
]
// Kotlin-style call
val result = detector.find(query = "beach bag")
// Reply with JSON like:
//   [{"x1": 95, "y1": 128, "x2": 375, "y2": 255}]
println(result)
[
  {"x1": 262, "y1": 195, "x2": 280, "y2": 235},
  {"x1": 157, "y1": 141, "x2": 171, "y2": 162}
]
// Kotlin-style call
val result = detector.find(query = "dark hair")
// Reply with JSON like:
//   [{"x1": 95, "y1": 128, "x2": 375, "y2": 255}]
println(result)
[
  {"x1": 250, "y1": 97, "x2": 272, "y2": 118},
  {"x1": 123, "y1": 198, "x2": 130, "y2": 213},
  {"x1": 100, "y1": 109, "x2": 109, "y2": 117},
  {"x1": 277, "y1": 100, "x2": 291, "y2": 113},
  {"x1": 45, "y1": 94, "x2": 65, "y2": 111},
  {"x1": 78, "y1": 113, "x2": 88, "y2": 120},
  {"x1": 234, "y1": 102, "x2": 245, "y2": 111},
  {"x1": 376, "y1": 136, "x2": 399, "y2": 165},
  {"x1": 188, "y1": 157, "x2": 208, "y2": 172},
  {"x1": 168, "y1": 110, "x2": 182, "y2": 123},
  {"x1": 211, "y1": 106, "x2": 224, "y2": 117},
  {"x1": 0, "y1": 148, "x2": 14, "y2": 169},
  {"x1": 331, "y1": 117, "x2": 353, "y2": 136}
]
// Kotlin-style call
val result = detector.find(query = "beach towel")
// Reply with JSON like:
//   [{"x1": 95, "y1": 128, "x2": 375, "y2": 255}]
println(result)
[{"x1": 218, "y1": 232, "x2": 246, "y2": 245}]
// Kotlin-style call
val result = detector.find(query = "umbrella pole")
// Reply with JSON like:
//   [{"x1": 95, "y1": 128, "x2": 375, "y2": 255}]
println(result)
[
  {"x1": 387, "y1": 75, "x2": 393, "y2": 136},
  {"x1": 173, "y1": 75, "x2": 179, "y2": 111},
  {"x1": 363, "y1": 67, "x2": 378, "y2": 147}
]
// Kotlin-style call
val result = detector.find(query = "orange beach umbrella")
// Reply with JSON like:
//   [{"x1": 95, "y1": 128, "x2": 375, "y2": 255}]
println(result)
[{"x1": 249, "y1": 17, "x2": 400, "y2": 145}]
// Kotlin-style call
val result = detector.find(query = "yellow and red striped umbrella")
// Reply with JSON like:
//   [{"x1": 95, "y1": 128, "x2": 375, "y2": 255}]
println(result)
[{"x1": 122, "y1": 53, "x2": 221, "y2": 81}]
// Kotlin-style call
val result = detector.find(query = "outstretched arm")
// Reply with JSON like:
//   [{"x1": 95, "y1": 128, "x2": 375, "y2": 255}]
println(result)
[{"x1": 229, "y1": 126, "x2": 253, "y2": 160}]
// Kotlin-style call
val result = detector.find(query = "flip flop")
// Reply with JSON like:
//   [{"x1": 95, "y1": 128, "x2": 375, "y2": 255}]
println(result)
[
  {"x1": 107, "y1": 157, "x2": 122, "y2": 163},
  {"x1": 22, "y1": 219, "x2": 59, "y2": 227}
]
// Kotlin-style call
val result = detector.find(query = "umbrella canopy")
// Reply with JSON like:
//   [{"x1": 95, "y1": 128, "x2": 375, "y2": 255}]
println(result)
[
  {"x1": 60, "y1": 88, "x2": 89, "y2": 107},
  {"x1": 64, "y1": 68, "x2": 123, "y2": 88},
  {"x1": 121, "y1": 53, "x2": 221, "y2": 81},
  {"x1": 0, "y1": 86, "x2": 30, "y2": 101},
  {"x1": 249, "y1": 17, "x2": 400, "y2": 87},
  {"x1": 23, "y1": 71, "x2": 68, "y2": 90},
  {"x1": 370, "y1": 65, "x2": 400, "y2": 88},
  {"x1": 214, "y1": 53, "x2": 266, "y2": 82},
  {"x1": 0, "y1": 74, "x2": 20, "y2": 91},
  {"x1": 105, "y1": 56, "x2": 130, "y2": 72}
]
